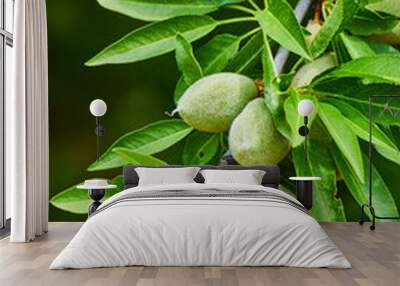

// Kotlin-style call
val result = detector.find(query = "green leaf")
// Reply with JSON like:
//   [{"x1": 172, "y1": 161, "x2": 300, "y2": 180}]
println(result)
[
  {"x1": 339, "y1": 33, "x2": 393, "y2": 84},
  {"x1": 347, "y1": 8, "x2": 399, "y2": 36},
  {"x1": 175, "y1": 34, "x2": 203, "y2": 85},
  {"x1": 327, "y1": 99, "x2": 394, "y2": 148},
  {"x1": 331, "y1": 34, "x2": 351, "y2": 64},
  {"x1": 86, "y1": 15, "x2": 216, "y2": 66},
  {"x1": 291, "y1": 53, "x2": 337, "y2": 87},
  {"x1": 182, "y1": 131, "x2": 220, "y2": 164},
  {"x1": 50, "y1": 176, "x2": 123, "y2": 214},
  {"x1": 308, "y1": 141, "x2": 346, "y2": 222},
  {"x1": 331, "y1": 144, "x2": 399, "y2": 218},
  {"x1": 318, "y1": 103, "x2": 364, "y2": 182},
  {"x1": 292, "y1": 141, "x2": 346, "y2": 221},
  {"x1": 197, "y1": 34, "x2": 240, "y2": 75},
  {"x1": 260, "y1": 32, "x2": 291, "y2": 140},
  {"x1": 308, "y1": 117, "x2": 331, "y2": 144},
  {"x1": 97, "y1": 0, "x2": 244, "y2": 21},
  {"x1": 174, "y1": 34, "x2": 240, "y2": 103},
  {"x1": 367, "y1": 0, "x2": 400, "y2": 17},
  {"x1": 381, "y1": 125, "x2": 400, "y2": 147},
  {"x1": 375, "y1": 145, "x2": 400, "y2": 165},
  {"x1": 323, "y1": 54, "x2": 400, "y2": 85},
  {"x1": 284, "y1": 90, "x2": 318, "y2": 147},
  {"x1": 51, "y1": 187, "x2": 90, "y2": 215},
  {"x1": 326, "y1": 99, "x2": 400, "y2": 165},
  {"x1": 366, "y1": 39, "x2": 399, "y2": 54},
  {"x1": 112, "y1": 147, "x2": 168, "y2": 165},
  {"x1": 272, "y1": 73, "x2": 295, "y2": 94},
  {"x1": 360, "y1": 0, "x2": 384, "y2": 5},
  {"x1": 269, "y1": 106, "x2": 292, "y2": 141},
  {"x1": 314, "y1": 78, "x2": 400, "y2": 127},
  {"x1": 262, "y1": 35, "x2": 277, "y2": 101},
  {"x1": 340, "y1": 33, "x2": 375, "y2": 59},
  {"x1": 224, "y1": 31, "x2": 264, "y2": 75},
  {"x1": 255, "y1": 0, "x2": 311, "y2": 60},
  {"x1": 174, "y1": 77, "x2": 189, "y2": 103},
  {"x1": 88, "y1": 119, "x2": 192, "y2": 171},
  {"x1": 310, "y1": 0, "x2": 359, "y2": 58},
  {"x1": 373, "y1": 143, "x2": 400, "y2": 208}
]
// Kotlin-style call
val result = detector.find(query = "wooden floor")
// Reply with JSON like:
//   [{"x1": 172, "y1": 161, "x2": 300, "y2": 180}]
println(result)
[{"x1": 0, "y1": 222, "x2": 399, "y2": 286}]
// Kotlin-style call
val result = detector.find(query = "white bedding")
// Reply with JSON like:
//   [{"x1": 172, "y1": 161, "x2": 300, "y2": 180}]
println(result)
[{"x1": 50, "y1": 183, "x2": 351, "y2": 269}]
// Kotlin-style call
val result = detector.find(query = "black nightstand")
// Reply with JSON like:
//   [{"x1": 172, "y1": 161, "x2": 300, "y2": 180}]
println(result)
[
  {"x1": 289, "y1": 177, "x2": 321, "y2": 210},
  {"x1": 77, "y1": 183, "x2": 117, "y2": 216}
]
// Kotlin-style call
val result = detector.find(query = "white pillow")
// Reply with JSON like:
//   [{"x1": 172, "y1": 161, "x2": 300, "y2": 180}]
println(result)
[
  {"x1": 200, "y1": 169, "x2": 266, "y2": 185},
  {"x1": 135, "y1": 167, "x2": 201, "y2": 186}
]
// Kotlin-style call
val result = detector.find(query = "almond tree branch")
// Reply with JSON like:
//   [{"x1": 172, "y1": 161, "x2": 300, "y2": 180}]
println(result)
[{"x1": 274, "y1": 0, "x2": 313, "y2": 73}]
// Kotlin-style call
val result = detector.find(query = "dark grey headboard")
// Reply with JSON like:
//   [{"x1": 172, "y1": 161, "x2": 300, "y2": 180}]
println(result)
[{"x1": 123, "y1": 165, "x2": 280, "y2": 189}]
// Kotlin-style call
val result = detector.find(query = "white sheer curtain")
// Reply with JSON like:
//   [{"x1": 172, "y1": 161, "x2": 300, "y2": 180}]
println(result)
[{"x1": 7, "y1": 0, "x2": 49, "y2": 242}]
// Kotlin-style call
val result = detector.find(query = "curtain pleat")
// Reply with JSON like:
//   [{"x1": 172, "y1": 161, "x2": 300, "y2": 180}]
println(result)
[{"x1": 8, "y1": 0, "x2": 49, "y2": 242}]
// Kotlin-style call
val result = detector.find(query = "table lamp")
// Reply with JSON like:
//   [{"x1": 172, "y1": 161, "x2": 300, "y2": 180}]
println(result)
[
  {"x1": 297, "y1": 99, "x2": 314, "y2": 164},
  {"x1": 89, "y1": 99, "x2": 107, "y2": 160}
]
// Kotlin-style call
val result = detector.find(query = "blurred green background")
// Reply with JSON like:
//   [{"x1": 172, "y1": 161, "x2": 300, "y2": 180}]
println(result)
[{"x1": 47, "y1": 0, "x2": 181, "y2": 221}]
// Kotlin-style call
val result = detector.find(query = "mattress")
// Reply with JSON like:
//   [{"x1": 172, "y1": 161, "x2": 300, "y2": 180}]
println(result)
[{"x1": 50, "y1": 183, "x2": 350, "y2": 269}]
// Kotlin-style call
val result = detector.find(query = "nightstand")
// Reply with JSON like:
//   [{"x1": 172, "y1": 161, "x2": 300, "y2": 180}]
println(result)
[
  {"x1": 77, "y1": 181, "x2": 117, "y2": 216},
  {"x1": 289, "y1": 177, "x2": 321, "y2": 210}
]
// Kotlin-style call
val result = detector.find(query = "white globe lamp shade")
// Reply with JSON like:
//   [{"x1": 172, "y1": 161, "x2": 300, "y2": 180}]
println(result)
[
  {"x1": 90, "y1": 99, "x2": 107, "y2": 117},
  {"x1": 297, "y1": 99, "x2": 314, "y2": 116}
]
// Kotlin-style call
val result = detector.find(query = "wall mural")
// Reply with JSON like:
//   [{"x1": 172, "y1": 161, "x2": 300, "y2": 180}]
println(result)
[{"x1": 49, "y1": 0, "x2": 400, "y2": 222}]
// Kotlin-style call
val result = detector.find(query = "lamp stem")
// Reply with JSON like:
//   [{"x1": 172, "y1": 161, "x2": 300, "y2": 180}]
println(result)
[
  {"x1": 96, "y1": 117, "x2": 100, "y2": 161},
  {"x1": 304, "y1": 116, "x2": 308, "y2": 167},
  {"x1": 304, "y1": 132, "x2": 308, "y2": 166}
]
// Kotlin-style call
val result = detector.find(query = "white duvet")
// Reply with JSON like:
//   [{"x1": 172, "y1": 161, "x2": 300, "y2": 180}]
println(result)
[{"x1": 50, "y1": 183, "x2": 350, "y2": 269}]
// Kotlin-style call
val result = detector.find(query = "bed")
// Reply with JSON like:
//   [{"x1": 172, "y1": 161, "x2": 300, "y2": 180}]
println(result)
[{"x1": 50, "y1": 165, "x2": 350, "y2": 269}]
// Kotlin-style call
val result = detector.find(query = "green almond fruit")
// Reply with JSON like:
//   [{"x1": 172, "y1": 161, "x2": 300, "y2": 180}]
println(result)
[
  {"x1": 229, "y1": 98, "x2": 290, "y2": 165},
  {"x1": 177, "y1": 73, "x2": 258, "y2": 133}
]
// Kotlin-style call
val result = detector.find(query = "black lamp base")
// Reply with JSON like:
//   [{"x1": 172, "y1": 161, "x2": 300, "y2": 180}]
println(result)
[
  {"x1": 295, "y1": 181, "x2": 313, "y2": 210},
  {"x1": 88, "y1": 189, "x2": 105, "y2": 216}
]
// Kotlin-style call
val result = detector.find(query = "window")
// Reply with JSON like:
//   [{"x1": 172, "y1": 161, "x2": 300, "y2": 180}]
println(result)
[{"x1": 0, "y1": 0, "x2": 14, "y2": 230}]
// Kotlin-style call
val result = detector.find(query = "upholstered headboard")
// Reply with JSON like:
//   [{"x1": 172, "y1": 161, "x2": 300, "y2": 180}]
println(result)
[{"x1": 123, "y1": 165, "x2": 280, "y2": 189}]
